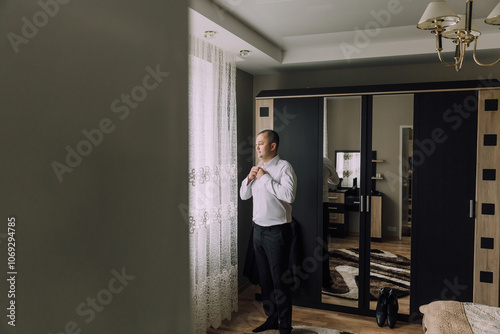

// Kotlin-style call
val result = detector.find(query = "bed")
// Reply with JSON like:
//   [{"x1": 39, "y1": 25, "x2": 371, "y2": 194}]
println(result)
[{"x1": 419, "y1": 300, "x2": 500, "y2": 334}]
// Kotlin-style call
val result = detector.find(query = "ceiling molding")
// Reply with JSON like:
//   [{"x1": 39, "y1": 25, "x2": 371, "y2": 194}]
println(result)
[{"x1": 189, "y1": 0, "x2": 282, "y2": 62}]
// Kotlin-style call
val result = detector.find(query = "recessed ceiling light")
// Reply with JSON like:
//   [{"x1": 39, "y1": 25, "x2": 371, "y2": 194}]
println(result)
[
  {"x1": 204, "y1": 31, "x2": 216, "y2": 39},
  {"x1": 239, "y1": 50, "x2": 250, "y2": 58}
]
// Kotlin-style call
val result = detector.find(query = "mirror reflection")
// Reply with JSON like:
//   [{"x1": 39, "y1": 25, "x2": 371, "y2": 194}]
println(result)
[
  {"x1": 321, "y1": 95, "x2": 413, "y2": 316},
  {"x1": 335, "y1": 151, "x2": 360, "y2": 188},
  {"x1": 368, "y1": 94, "x2": 413, "y2": 316},
  {"x1": 321, "y1": 96, "x2": 361, "y2": 309}
]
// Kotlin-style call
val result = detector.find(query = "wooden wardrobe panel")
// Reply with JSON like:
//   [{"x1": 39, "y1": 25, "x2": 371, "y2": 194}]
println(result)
[{"x1": 474, "y1": 89, "x2": 500, "y2": 306}]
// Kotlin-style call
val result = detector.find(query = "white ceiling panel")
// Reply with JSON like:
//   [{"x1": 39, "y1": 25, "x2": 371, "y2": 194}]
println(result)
[{"x1": 190, "y1": 0, "x2": 500, "y2": 74}]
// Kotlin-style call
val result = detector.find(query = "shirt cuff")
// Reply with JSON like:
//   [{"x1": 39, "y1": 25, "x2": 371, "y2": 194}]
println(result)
[{"x1": 246, "y1": 177, "x2": 256, "y2": 186}]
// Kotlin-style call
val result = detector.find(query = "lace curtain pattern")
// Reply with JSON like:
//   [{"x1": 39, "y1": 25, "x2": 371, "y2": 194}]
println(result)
[{"x1": 188, "y1": 35, "x2": 238, "y2": 333}]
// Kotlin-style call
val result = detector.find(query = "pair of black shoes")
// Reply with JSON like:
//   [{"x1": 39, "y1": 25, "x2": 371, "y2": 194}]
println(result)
[{"x1": 375, "y1": 287, "x2": 399, "y2": 328}]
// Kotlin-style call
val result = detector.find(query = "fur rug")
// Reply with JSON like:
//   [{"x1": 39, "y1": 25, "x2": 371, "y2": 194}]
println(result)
[{"x1": 322, "y1": 248, "x2": 410, "y2": 300}]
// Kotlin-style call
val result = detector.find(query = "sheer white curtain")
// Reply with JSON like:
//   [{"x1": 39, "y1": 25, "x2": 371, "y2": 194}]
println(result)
[{"x1": 188, "y1": 35, "x2": 238, "y2": 333}]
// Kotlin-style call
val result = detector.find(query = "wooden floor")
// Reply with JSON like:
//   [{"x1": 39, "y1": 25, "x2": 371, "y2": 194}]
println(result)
[
  {"x1": 322, "y1": 236, "x2": 411, "y2": 315},
  {"x1": 207, "y1": 284, "x2": 423, "y2": 334}
]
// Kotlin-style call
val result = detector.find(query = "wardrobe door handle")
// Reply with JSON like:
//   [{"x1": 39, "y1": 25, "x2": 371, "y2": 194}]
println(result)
[
  {"x1": 360, "y1": 196, "x2": 364, "y2": 212},
  {"x1": 367, "y1": 196, "x2": 370, "y2": 213},
  {"x1": 469, "y1": 200, "x2": 474, "y2": 218}
]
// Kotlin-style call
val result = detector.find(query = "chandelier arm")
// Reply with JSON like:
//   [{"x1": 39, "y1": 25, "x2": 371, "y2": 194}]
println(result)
[
  {"x1": 435, "y1": 33, "x2": 458, "y2": 68},
  {"x1": 420, "y1": 0, "x2": 500, "y2": 70},
  {"x1": 455, "y1": 39, "x2": 466, "y2": 72},
  {"x1": 472, "y1": 37, "x2": 500, "y2": 67},
  {"x1": 437, "y1": 49, "x2": 459, "y2": 67}
]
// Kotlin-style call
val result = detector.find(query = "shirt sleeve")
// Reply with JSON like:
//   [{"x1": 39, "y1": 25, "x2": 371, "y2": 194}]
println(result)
[
  {"x1": 240, "y1": 176, "x2": 254, "y2": 200},
  {"x1": 261, "y1": 163, "x2": 297, "y2": 204},
  {"x1": 328, "y1": 165, "x2": 340, "y2": 186}
]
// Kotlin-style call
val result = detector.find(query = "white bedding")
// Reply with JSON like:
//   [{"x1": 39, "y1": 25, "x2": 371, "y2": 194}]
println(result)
[
  {"x1": 464, "y1": 302, "x2": 500, "y2": 334},
  {"x1": 420, "y1": 301, "x2": 500, "y2": 334}
]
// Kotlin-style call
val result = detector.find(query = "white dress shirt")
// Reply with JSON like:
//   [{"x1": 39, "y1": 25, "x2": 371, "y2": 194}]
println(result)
[
  {"x1": 240, "y1": 155, "x2": 297, "y2": 227},
  {"x1": 323, "y1": 157, "x2": 340, "y2": 202}
]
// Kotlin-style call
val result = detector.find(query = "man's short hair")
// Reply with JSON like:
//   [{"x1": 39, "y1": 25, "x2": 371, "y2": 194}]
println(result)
[{"x1": 259, "y1": 129, "x2": 279, "y2": 151}]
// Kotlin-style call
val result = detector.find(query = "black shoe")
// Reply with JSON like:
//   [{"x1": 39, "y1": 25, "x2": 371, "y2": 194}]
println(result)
[
  {"x1": 252, "y1": 318, "x2": 279, "y2": 332},
  {"x1": 387, "y1": 288, "x2": 399, "y2": 329},
  {"x1": 375, "y1": 287, "x2": 389, "y2": 327},
  {"x1": 322, "y1": 279, "x2": 334, "y2": 289}
]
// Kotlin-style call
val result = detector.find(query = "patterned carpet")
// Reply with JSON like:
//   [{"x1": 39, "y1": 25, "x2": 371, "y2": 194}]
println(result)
[
  {"x1": 322, "y1": 248, "x2": 410, "y2": 300},
  {"x1": 244, "y1": 326, "x2": 352, "y2": 334}
]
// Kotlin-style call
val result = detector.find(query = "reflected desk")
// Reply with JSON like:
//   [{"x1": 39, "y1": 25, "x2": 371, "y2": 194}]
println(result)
[{"x1": 327, "y1": 190, "x2": 382, "y2": 239}]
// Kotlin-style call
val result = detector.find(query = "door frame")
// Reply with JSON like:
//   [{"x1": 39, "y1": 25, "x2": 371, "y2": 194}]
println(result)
[{"x1": 399, "y1": 125, "x2": 413, "y2": 241}]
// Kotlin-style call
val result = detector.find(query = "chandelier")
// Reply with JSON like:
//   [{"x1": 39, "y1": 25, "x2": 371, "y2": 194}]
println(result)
[{"x1": 417, "y1": 0, "x2": 500, "y2": 71}]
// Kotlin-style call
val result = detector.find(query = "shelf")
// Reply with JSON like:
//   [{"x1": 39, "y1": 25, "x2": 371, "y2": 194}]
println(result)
[{"x1": 372, "y1": 159, "x2": 384, "y2": 163}]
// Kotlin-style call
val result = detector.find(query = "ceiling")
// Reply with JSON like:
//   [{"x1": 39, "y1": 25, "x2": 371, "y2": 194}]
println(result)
[{"x1": 189, "y1": 0, "x2": 500, "y2": 75}]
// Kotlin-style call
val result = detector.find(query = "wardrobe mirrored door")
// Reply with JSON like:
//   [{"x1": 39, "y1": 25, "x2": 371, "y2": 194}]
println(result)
[
  {"x1": 321, "y1": 96, "x2": 363, "y2": 309},
  {"x1": 368, "y1": 94, "x2": 414, "y2": 317}
]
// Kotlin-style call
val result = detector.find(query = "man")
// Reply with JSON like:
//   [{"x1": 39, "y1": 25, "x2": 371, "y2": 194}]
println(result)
[
  {"x1": 240, "y1": 129, "x2": 297, "y2": 334},
  {"x1": 322, "y1": 156, "x2": 340, "y2": 289}
]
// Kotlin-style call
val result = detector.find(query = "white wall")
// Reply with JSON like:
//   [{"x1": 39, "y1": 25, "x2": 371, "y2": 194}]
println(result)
[{"x1": 0, "y1": 1, "x2": 191, "y2": 333}]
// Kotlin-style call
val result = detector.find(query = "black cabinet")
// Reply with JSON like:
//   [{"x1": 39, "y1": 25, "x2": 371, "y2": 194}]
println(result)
[
  {"x1": 411, "y1": 91, "x2": 477, "y2": 312},
  {"x1": 327, "y1": 190, "x2": 349, "y2": 238},
  {"x1": 273, "y1": 97, "x2": 324, "y2": 304}
]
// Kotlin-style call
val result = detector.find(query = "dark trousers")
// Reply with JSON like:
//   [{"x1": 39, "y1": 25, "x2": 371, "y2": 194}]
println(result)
[{"x1": 253, "y1": 223, "x2": 293, "y2": 333}]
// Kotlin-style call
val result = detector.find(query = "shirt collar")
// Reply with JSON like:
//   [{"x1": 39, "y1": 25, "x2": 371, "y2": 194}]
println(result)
[{"x1": 260, "y1": 154, "x2": 280, "y2": 168}]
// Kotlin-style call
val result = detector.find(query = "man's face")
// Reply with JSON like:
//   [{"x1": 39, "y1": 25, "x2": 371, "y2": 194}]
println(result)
[{"x1": 256, "y1": 132, "x2": 276, "y2": 162}]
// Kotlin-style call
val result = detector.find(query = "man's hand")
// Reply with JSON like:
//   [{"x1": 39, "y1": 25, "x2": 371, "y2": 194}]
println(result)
[
  {"x1": 256, "y1": 168, "x2": 267, "y2": 180},
  {"x1": 247, "y1": 166, "x2": 260, "y2": 184}
]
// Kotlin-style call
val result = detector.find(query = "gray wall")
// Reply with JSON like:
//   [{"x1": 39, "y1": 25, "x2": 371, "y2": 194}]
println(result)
[
  {"x1": 327, "y1": 96, "x2": 362, "y2": 159},
  {"x1": 236, "y1": 69, "x2": 254, "y2": 287},
  {"x1": 0, "y1": 1, "x2": 191, "y2": 333},
  {"x1": 372, "y1": 94, "x2": 414, "y2": 238}
]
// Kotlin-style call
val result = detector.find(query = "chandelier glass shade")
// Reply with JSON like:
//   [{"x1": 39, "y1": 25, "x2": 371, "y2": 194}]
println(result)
[
  {"x1": 485, "y1": 2, "x2": 500, "y2": 25},
  {"x1": 417, "y1": 0, "x2": 500, "y2": 71},
  {"x1": 417, "y1": 0, "x2": 460, "y2": 30},
  {"x1": 442, "y1": 14, "x2": 481, "y2": 39}
]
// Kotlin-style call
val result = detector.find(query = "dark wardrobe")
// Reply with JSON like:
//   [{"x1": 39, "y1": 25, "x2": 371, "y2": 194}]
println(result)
[{"x1": 255, "y1": 80, "x2": 500, "y2": 322}]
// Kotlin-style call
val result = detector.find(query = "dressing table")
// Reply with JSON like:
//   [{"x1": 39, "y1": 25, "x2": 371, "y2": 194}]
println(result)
[{"x1": 327, "y1": 189, "x2": 382, "y2": 239}]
